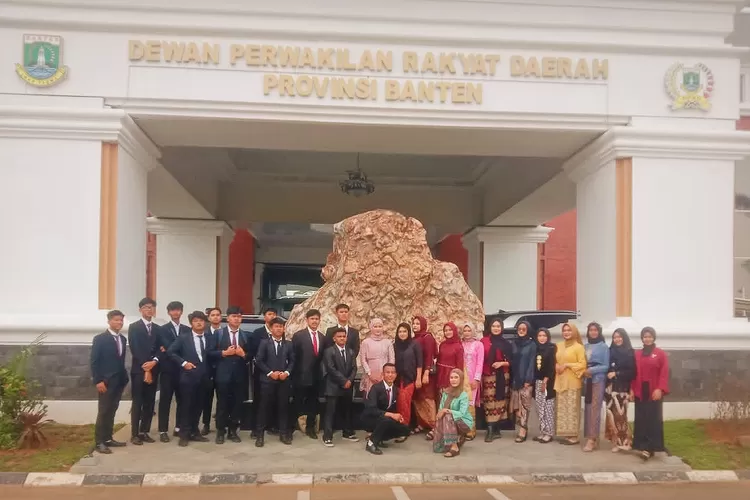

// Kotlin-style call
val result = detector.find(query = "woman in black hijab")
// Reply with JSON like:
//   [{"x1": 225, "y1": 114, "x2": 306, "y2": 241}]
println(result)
[
  {"x1": 480, "y1": 318, "x2": 511, "y2": 443},
  {"x1": 604, "y1": 328, "x2": 636, "y2": 452},
  {"x1": 532, "y1": 327, "x2": 556, "y2": 444}
]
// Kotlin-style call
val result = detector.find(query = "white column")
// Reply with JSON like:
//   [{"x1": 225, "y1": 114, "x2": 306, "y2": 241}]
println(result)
[
  {"x1": 565, "y1": 125, "x2": 750, "y2": 349},
  {"x1": 463, "y1": 226, "x2": 552, "y2": 313},
  {"x1": 147, "y1": 217, "x2": 230, "y2": 317},
  {"x1": 0, "y1": 95, "x2": 157, "y2": 343}
]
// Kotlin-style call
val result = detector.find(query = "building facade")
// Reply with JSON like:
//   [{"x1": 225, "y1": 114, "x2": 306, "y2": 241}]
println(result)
[{"x1": 1, "y1": 0, "x2": 750, "y2": 422}]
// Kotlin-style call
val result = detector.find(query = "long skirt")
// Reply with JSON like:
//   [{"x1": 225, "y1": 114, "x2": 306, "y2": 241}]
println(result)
[
  {"x1": 481, "y1": 374, "x2": 509, "y2": 424},
  {"x1": 467, "y1": 406, "x2": 476, "y2": 439},
  {"x1": 510, "y1": 385, "x2": 533, "y2": 430},
  {"x1": 604, "y1": 386, "x2": 632, "y2": 448},
  {"x1": 633, "y1": 399, "x2": 665, "y2": 454},
  {"x1": 583, "y1": 380, "x2": 606, "y2": 440},
  {"x1": 555, "y1": 389, "x2": 581, "y2": 438},
  {"x1": 534, "y1": 380, "x2": 555, "y2": 437},
  {"x1": 432, "y1": 413, "x2": 470, "y2": 453},
  {"x1": 397, "y1": 381, "x2": 415, "y2": 429},
  {"x1": 414, "y1": 380, "x2": 437, "y2": 429}
]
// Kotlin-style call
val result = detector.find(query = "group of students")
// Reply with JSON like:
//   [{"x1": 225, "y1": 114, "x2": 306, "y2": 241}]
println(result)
[{"x1": 90, "y1": 300, "x2": 669, "y2": 461}]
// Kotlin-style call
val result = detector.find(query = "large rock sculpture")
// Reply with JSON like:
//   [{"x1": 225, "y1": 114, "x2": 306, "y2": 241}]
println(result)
[{"x1": 285, "y1": 210, "x2": 485, "y2": 342}]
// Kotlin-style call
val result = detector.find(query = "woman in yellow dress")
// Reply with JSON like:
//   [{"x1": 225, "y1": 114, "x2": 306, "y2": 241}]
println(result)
[{"x1": 554, "y1": 322, "x2": 587, "y2": 445}]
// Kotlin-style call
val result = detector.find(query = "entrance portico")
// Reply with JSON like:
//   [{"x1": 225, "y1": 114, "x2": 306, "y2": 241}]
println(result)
[{"x1": 1, "y1": 0, "x2": 750, "y2": 422}]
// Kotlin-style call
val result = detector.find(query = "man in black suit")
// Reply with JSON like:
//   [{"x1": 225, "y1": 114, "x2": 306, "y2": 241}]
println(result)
[
  {"x1": 127, "y1": 297, "x2": 161, "y2": 445},
  {"x1": 167, "y1": 310, "x2": 215, "y2": 447},
  {"x1": 91, "y1": 310, "x2": 130, "y2": 454},
  {"x1": 156, "y1": 300, "x2": 191, "y2": 442},
  {"x1": 323, "y1": 303, "x2": 360, "y2": 357},
  {"x1": 291, "y1": 309, "x2": 325, "y2": 439},
  {"x1": 212, "y1": 305, "x2": 249, "y2": 444},
  {"x1": 360, "y1": 363, "x2": 410, "y2": 455},
  {"x1": 249, "y1": 307, "x2": 277, "y2": 437},
  {"x1": 322, "y1": 327, "x2": 359, "y2": 447},
  {"x1": 254, "y1": 317, "x2": 294, "y2": 447},
  {"x1": 200, "y1": 307, "x2": 222, "y2": 436}
]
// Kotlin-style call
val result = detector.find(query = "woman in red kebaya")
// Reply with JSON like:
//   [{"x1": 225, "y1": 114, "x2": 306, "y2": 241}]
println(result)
[
  {"x1": 631, "y1": 326, "x2": 669, "y2": 461},
  {"x1": 412, "y1": 316, "x2": 437, "y2": 435},
  {"x1": 426, "y1": 322, "x2": 464, "y2": 441}
]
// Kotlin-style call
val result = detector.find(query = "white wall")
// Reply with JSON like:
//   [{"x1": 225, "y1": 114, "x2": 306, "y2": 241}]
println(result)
[
  {"x1": 576, "y1": 161, "x2": 617, "y2": 323},
  {"x1": 0, "y1": 137, "x2": 101, "y2": 315},
  {"x1": 116, "y1": 146, "x2": 148, "y2": 316},
  {"x1": 155, "y1": 234, "x2": 217, "y2": 316},
  {"x1": 631, "y1": 157, "x2": 735, "y2": 324}
]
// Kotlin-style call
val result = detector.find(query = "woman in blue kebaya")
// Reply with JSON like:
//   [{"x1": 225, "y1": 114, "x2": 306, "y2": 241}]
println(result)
[{"x1": 582, "y1": 322, "x2": 609, "y2": 452}]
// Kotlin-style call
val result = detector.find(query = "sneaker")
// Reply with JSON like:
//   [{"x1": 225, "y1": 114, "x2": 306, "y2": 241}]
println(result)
[
  {"x1": 140, "y1": 433, "x2": 155, "y2": 443},
  {"x1": 159, "y1": 432, "x2": 170, "y2": 443},
  {"x1": 342, "y1": 434, "x2": 359, "y2": 442},
  {"x1": 130, "y1": 436, "x2": 143, "y2": 446},
  {"x1": 323, "y1": 439, "x2": 334, "y2": 447}
]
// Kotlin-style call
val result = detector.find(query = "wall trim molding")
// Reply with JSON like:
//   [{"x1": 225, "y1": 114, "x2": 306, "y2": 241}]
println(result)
[
  {"x1": 563, "y1": 126, "x2": 750, "y2": 183},
  {"x1": 146, "y1": 217, "x2": 230, "y2": 237},
  {"x1": 463, "y1": 225, "x2": 554, "y2": 246},
  {"x1": 615, "y1": 157, "x2": 632, "y2": 317},
  {"x1": 0, "y1": 105, "x2": 161, "y2": 172},
  {"x1": 98, "y1": 143, "x2": 118, "y2": 309}
]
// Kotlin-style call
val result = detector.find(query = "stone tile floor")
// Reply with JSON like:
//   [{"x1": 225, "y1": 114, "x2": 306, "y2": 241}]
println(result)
[{"x1": 70, "y1": 422, "x2": 688, "y2": 475}]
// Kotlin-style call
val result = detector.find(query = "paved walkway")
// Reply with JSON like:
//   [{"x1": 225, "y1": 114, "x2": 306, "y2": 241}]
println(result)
[{"x1": 71, "y1": 421, "x2": 688, "y2": 475}]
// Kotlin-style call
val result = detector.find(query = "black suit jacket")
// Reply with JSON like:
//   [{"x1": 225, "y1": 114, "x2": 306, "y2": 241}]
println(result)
[
  {"x1": 324, "y1": 325, "x2": 360, "y2": 359},
  {"x1": 249, "y1": 325, "x2": 273, "y2": 361},
  {"x1": 322, "y1": 345, "x2": 356, "y2": 397},
  {"x1": 128, "y1": 319, "x2": 160, "y2": 375},
  {"x1": 90, "y1": 331, "x2": 129, "y2": 386},
  {"x1": 167, "y1": 331, "x2": 215, "y2": 381},
  {"x1": 361, "y1": 381, "x2": 399, "y2": 424},
  {"x1": 291, "y1": 328, "x2": 325, "y2": 388},
  {"x1": 211, "y1": 326, "x2": 251, "y2": 384},
  {"x1": 158, "y1": 322, "x2": 191, "y2": 373},
  {"x1": 255, "y1": 337, "x2": 295, "y2": 384},
  {"x1": 203, "y1": 327, "x2": 221, "y2": 377}
]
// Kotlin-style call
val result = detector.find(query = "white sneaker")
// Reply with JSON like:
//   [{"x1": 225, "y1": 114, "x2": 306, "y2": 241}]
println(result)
[
  {"x1": 323, "y1": 439, "x2": 334, "y2": 447},
  {"x1": 342, "y1": 434, "x2": 360, "y2": 442}
]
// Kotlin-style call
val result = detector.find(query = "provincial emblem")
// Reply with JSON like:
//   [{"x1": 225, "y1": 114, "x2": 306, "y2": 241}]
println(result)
[
  {"x1": 15, "y1": 34, "x2": 68, "y2": 87},
  {"x1": 664, "y1": 62, "x2": 713, "y2": 111}
]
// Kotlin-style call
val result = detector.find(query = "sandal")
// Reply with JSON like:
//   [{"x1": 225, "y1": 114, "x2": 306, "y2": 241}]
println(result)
[
  {"x1": 561, "y1": 438, "x2": 580, "y2": 446},
  {"x1": 410, "y1": 426, "x2": 423, "y2": 436},
  {"x1": 539, "y1": 435, "x2": 553, "y2": 444},
  {"x1": 514, "y1": 434, "x2": 527, "y2": 443},
  {"x1": 425, "y1": 430, "x2": 435, "y2": 441},
  {"x1": 394, "y1": 436, "x2": 408, "y2": 443},
  {"x1": 444, "y1": 448, "x2": 460, "y2": 458}
]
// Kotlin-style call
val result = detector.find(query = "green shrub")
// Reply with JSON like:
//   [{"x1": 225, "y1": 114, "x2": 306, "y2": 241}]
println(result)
[{"x1": 0, "y1": 335, "x2": 48, "y2": 450}]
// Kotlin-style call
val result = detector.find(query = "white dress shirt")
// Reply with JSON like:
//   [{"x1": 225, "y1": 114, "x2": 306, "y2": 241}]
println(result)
[
  {"x1": 181, "y1": 331, "x2": 205, "y2": 366},
  {"x1": 108, "y1": 329, "x2": 123, "y2": 356},
  {"x1": 339, "y1": 346, "x2": 347, "y2": 363},
  {"x1": 383, "y1": 381, "x2": 394, "y2": 407},
  {"x1": 266, "y1": 336, "x2": 290, "y2": 377}
]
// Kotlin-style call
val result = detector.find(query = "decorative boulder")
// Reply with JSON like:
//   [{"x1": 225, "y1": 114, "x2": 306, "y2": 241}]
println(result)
[{"x1": 285, "y1": 209, "x2": 485, "y2": 341}]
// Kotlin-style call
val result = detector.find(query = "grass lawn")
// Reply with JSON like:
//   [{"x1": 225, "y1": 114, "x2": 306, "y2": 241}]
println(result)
[
  {"x1": 665, "y1": 419, "x2": 750, "y2": 470},
  {"x1": 0, "y1": 423, "x2": 124, "y2": 473}
]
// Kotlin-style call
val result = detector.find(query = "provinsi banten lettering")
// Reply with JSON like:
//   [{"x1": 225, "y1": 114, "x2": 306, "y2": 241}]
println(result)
[{"x1": 128, "y1": 40, "x2": 608, "y2": 105}]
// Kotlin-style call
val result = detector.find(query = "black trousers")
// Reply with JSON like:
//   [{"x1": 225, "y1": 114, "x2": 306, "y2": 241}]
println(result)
[
  {"x1": 158, "y1": 369, "x2": 181, "y2": 433},
  {"x1": 323, "y1": 390, "x2": 354, "y2": 441},
  {"x1": 216, "y1": 378, "x2": 244, "y2": 433},
  {"x1": 294, "y1": 384, "x2": 320, "y2": 431},
  {"x1": 95, "y1": 379, "x2": 127, "y2": 445},
  {"x1": 258, "y1": 381, "x2": 291, "y2": 435},
  {"x1": 370, "y1": 417, "x2": 410, "y2": 444},
  {"x1": 178, "y1": 373, "x2": 211, "y2": 438},
  {"x1": 202, "y1": 378, "x2": 215, "y2": 427},
  {"x1": 130, "y1": 375, "x2": 157, "y2": 437}
]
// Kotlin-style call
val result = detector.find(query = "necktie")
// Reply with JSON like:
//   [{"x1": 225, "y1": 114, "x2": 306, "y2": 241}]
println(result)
[
  {"x1": 231, "y1": 331, "x2": 237, "y2": 347},
  {"x1": 275, "y1": 340, "x2": 281, "y2": 356},
  {"x1": 146, "y1": 323, "x2": 152, "y2": 336},
  {"x1": 115, "y1": 335, "x2": 122, "y2": 356},
  {"x1": 172, "y1": 324, "x2": 178, "y2": 338},
  {"x1": 312, "y1": 332, "x2": 318, "y2": 356},
  {"x1": 386, "y1": 387, "x2": 392, "y2": 408},
  {"x1": 340, "y1": 348, "x2": 346, "y2": 363},
  {"x1": 199, "y1": 336, "x2": 205, "y2": 361}
]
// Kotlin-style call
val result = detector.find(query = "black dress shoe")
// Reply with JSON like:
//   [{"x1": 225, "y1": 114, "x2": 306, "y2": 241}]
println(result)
[
  {"x1": 280, "y1": 434, "x2": 293, "y2": 445},
  {"x1": 140, "y1": 433, "x2": 155, "y2": 443},
  {"x1": 191, "y1": 434, "x2": 209, "y2": 442},
  {"x1": 228, "y1": 432, "x2": 242, "y2": 443},
  {"x1": 200, "y1": 425, "x2": 210, "y2": 436},
  {"x1": 130, "y1": 436, "x2": 143, "y2": 446},
  {"x1": 255, "y1": 436, "x2": 264, "y2": 448},
  {"x1": 215, "y1": 433, "x2": 225, "y2": 445},
  {"x1": 104, "y1": 439, "x2": 126, "y2": 447},
  {"x1": 365, "y1": 441, "x2": 382, "y2": 455},
  {"x1": 306, "y1": 429, "x2": 318, "y2": 440},
  {"x1": 95, "y1": 443, "x2": 112, "y2": 454},
  {"x1": 160, "y1": 433, "x2": 170, "y2": 443},
  {"x1": 178, "y1": 437, "x2": 189, "y2": 447}
]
